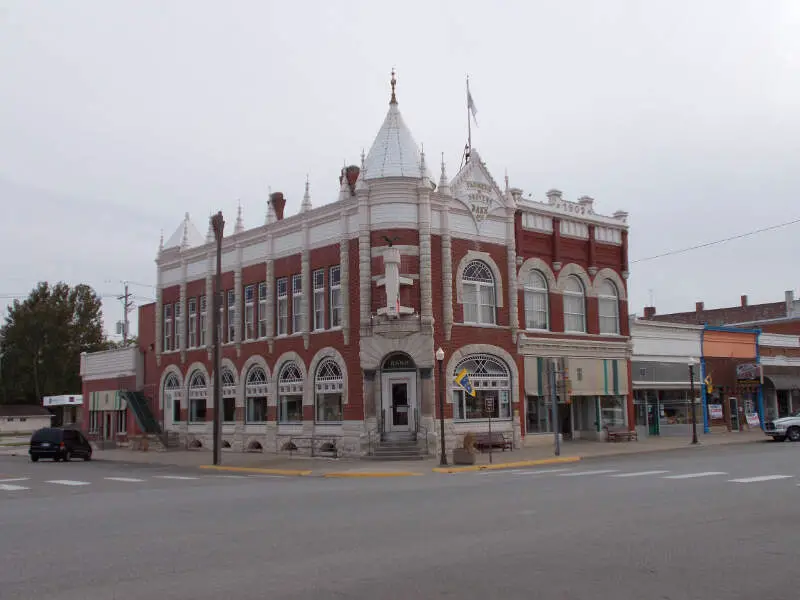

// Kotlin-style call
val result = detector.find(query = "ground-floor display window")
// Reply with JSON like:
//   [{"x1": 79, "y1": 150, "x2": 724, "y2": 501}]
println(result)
[
  {"x1": 190, "y1": 399, "x2": 207, "y2": 422},
  {"x1": 526, "y1": 395, "x2": 552, "y2": 433},
  {"x1": 279, "y1": 395, "x2": 303, "y2": 423},
  {"x1": 451, "y1": 354, "x2": 512, "y2": 421},
  {"x1": 600, "y1": 396, "x2": 625, "y2": 427},
  {"x1": 246, "y1": 396, "x2": 267, "y2": 423},
  {"x1": 223, "y1": 398, "x2": 236, "y2": 422},
  {"x1": 278, "y1": 361, "x2": 304, "y2": 423}
]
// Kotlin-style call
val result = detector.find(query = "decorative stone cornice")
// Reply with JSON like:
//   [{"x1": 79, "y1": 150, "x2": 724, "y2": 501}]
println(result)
[{"x1": 518, "y1": 334, "x2": 631, "y2": 360}]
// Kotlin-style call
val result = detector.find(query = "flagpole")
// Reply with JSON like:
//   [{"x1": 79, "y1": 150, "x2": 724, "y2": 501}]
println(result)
[{"x1": 466, "y1": 75, "x2": 472, "y2": 161}]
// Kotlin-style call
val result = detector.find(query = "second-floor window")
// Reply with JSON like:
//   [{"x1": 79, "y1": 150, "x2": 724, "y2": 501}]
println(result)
[
  {"x1": 292, "y1": 274, "x2": 303, "y2": 333},
  {"x1": 524, "y1": 270, "x2": 549, "y2": 330},
  {"x1": 563, "y1": 275, "x2": 587, "y2": 333},
  {"x1": 462, "y1": 260, "x2": 496, "y2": 325},
  {"x1": 163, "y1": 304, "x2": 173, "y2": 351},
  {"x1": 313, "y1": 269, "x2": 325, "y2": 330},
  {"x1": 244, "y1": 284, "x2": 255, "y2": 340},
  {"x1": 330, "y1": 266, "x2": 342, "y2": 328},
  {"x1": 188, "y1": 298, "x2": 197, "y2": 347},
  {"x1": 227, "y1": 290, "x2": 236, "y2": 343},
  {"x1": 174, "y1": 302, "x2": 182, "y2": 349},
  {"x1": 199, "y1": 295, "x2": 207, "y2": 346},
  {"x1": 258, "y1": 282, "x2": 267, "y2": 338},
  {"x1": 277, "y1": 278, "x2": 288, "y2": 336}
]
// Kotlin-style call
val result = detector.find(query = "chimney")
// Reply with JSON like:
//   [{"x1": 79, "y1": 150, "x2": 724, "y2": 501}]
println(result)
[
  {"x1": 786, "y1": 290, "x2": 795, "y2": 314},
  {"x1": 269, "y1": 192, "x2": 286, "y2": 220},
  {"x1": 740, "y1": 295, "x2": 748, "y2": 307},
  {"x1": 643, "y1": 306, "x2": 656, "y2": 318},
  {"x1": 695, "y1": 301, "x2": 704, "y2": 312}
]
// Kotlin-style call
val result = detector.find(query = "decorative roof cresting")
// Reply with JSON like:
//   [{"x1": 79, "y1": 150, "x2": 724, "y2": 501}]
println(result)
[{"x1": 363, "y1": 69, "x2": 424, "y2": 180}]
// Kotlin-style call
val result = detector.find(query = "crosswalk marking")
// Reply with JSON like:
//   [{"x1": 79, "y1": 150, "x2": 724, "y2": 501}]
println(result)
[
  {"x1": 0, "y1": 483, "x2": 29, "y2": 491},
  {"x1": 558, "y1": 469, "x2": 619, "y2": 477},
  {"x1": 611, "y1": 470, "x2": 670, "y2": 478},
  {"x1": 105, "y1": 477, "x2": 146, "y2": 483},
  {"x1": 729, "y1": 475, "x2": 794, "y2": 483},
  {"x1": 153, "y1": 475, "x2": 198, "y2": 480},
  {"x1": 46, "y1": 480, "x2": 90, "y2": 486},
  {"x1": 663, "y1": 472, "x2": 728, "y2": 479},
  {"x1": 513, "y1": 468, "x2": 573, "y2": 476}
]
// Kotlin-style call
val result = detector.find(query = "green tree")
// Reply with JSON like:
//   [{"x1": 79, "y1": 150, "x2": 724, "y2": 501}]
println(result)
[{"x1": 0, "y1": 282, "x2": 106, "y2": 405}]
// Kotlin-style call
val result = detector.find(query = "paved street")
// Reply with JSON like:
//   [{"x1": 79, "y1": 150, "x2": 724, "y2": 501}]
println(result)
[{"x1": 1, "y1": 442, "x2": 798, "y2": 599}]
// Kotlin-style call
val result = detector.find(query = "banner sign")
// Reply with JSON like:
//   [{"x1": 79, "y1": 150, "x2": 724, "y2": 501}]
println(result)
[{"x1": 709, "y1": 404, "x2": 724, "y2": 419}]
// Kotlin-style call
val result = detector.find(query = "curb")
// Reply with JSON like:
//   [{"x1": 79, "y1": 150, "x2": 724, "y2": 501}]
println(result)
[
  {"x1": 199, "y1": 465, "x2": 312, "y2": 477},
  {"x1": 432, "y1": 455, "x2": 581, "y2": 474},
  {"x1": 323, "y1": 471, "x2": 423, "y2": 478}
]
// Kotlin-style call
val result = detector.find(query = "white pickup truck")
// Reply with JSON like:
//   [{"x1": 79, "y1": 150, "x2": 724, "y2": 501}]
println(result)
[{"x1": 764, "y1": 412, "x2": 800, "y2": 442}]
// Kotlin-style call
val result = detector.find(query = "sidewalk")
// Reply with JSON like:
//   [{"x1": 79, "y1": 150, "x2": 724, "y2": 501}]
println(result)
[{"x1": 0, "y1": 429, "x2": 769, "y2": 476}]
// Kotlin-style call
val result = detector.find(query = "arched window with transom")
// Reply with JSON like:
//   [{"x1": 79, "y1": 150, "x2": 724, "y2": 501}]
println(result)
[
  {"x1": 462, "y1": 260, "x2": 496, "y2": 324},
  {"x1": 277, "y1": 361, "x2": 304, "y2": 423},
  {"x1": 221, "y1": 367, "x2": 237, "y2": 423},
  {"x1": 563, "y1": 275, "x2": 586, "y2": 333},
  {"x1": 451, "y1": 354, "x2": 511, "y2": 421},
  {"x1": 164, "y1": 372, "x2": 182, "y2": 424},
  {"x1": 245, "y1": 366, "x2": 269, "y2": 424},
  {"x1": 598, "y1": 279, "x2": 620, "y2": 334},
  {"x1": 524, "y1": 270, "x2": 549, "y2": 330},
  {"x1": 188, "y1": 370, "x2": 208, "y2": 423},
  {"x1": 315, "y1": 359, "x2": 344, "y2": 423}
]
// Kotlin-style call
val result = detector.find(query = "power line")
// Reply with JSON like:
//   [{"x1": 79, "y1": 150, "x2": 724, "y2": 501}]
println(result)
[{"x1": 630, "y1": 217, "x2": 800, "y2": 264}]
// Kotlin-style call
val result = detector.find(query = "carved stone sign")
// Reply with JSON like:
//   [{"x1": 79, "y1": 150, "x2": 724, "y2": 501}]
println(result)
[{"x1": 466, "y1": 181, "x2": 494, "y2": 222}]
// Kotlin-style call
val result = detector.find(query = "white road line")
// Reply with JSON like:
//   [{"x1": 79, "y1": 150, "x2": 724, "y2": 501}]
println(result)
[
  {"x1": 0, "y1": 478, "x2": 30, "y2": 483},
  {"x1": 728, "y1": 475, "x2": 794, "y2": 483},
  {"x1": 611, "y1": 470, "x2": 671, "y2": 478},
  {"x1": 513, "y1": 468, "x2": 573, "y2": 476},
  {"x1": 0, "y1": 484, "x2": 29, "y2": 491},
  {"x1": 558, "y1": 469, "x2": 620, "y2": 477},
  {"x1": 663, "y1": 472, "x2": 728, "y2": 479},
  {"x1": 105, "y1": 477, "x2": 146, "y2": 483},
  {"x1": 46, "y1": 480, "x2": 91, "y2": 486},
  {"x1": 153, "y1": 475, "x2": 199, "y2": 480}
]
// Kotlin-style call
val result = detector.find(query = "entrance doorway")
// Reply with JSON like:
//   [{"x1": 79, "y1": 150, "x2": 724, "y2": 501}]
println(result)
[
  {"x1": 729, "y1": 397, "x2": 740, "y2": 431},
  {"x1": 380, "y1": 352, "x2": 418, "y2": 433},
  {"x1": 104, "y1": 412, "x2": 113, "y2": 441}
]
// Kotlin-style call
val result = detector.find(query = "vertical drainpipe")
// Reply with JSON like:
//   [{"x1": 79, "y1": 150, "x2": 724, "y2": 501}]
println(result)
[
  {"x1": 756, "y1": 328, "x2": 764, "y2": 430},
  {"x1": 700, "y1": 326, "x2": 709, "y2": 434}
]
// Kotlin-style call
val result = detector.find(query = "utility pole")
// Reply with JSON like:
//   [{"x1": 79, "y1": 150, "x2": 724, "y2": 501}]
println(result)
[{"x1": 117, "y1": 282, "x2": 134, "y2": 345}]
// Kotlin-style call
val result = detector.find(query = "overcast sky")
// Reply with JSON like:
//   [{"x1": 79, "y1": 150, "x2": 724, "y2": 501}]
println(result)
[{"x1": 1, "y1": 0, "x2": 798, "y2": 339}]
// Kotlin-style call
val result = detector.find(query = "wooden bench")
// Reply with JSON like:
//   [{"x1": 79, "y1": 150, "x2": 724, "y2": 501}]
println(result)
[
  {"x1": 474, "y1": 432, "x2": 513, "y2": 452},
  {"x1": 605, "y1": 427, "x2": 638, "y2": 443}
]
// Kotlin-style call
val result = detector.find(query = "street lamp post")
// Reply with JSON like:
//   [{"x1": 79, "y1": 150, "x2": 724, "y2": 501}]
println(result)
[
  {"x1": 689, "y1": 357, "x2": 699, "y2": 445},
  {"x1": 211, "y1": 211, "x2": 225, "y2": 466},
  {"x1": 435, "y1": 347, "x2": 447, "y2": 466}
]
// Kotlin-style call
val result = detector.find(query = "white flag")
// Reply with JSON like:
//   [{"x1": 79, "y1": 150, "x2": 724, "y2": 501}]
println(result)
[{"x1": 467, "y1": 81, "x2": 478, "y2": 126}]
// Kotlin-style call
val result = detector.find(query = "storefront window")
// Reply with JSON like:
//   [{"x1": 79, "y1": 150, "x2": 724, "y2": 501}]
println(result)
[
  {"x1": 526, "y1": 395, "x2": 553, "y2": 433},
  {"x1": 451, "y1": 354, "x2": 511, "y2": 421},
  {"x1": 600, "y1": 396, "x2": 625, "y2": 427}
]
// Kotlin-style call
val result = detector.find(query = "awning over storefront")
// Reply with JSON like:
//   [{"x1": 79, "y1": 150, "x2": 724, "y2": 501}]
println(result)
[
  {"x1": 567, "y1": 358, "x2": 629, "y2": 396},
  {"x1": 524, "y1": 357, "x2": 544, "y2": 396},
  {"x1": 764, "y1": 375, "x2": 800, "y2": 391}
]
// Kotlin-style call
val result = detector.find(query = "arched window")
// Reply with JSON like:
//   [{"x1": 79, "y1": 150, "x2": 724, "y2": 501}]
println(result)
[
  {"x1": 524, "y1": 270, "x2": 549, "y2": 330},
  {"x1": 462, "y1": 260, "x2": 496, "y2": 324},
  {"x1": 245, "y1": 366, "x2": 268, "y2": 424},
  {"x1": 221, "y1": 367, "x2": 237, "y2": 423},
  {"x1": 451, "y1": 354, "x2": 511, "y2": 420},
  {"x1": 277, "y1": 361, "x2": 304, "y2": 423},
  {"x1": 164, "y1": 373, "x2": 182, "y2": 424},
  {"x1": 598, "y1": 280, "x2": 620, "y2": 335},
  {"x1": 315, "y1": 359, "x2": 344, "y2": 423},
  {"x1": 188, "y1": 371, "x2": 208, "y2": 423},
  {"x1": 563, "y1": 275, "x2": 586, "y2": 333}
]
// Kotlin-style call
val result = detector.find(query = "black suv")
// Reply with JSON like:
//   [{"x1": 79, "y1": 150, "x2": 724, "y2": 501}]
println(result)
[{"x1": 29, "y1": 427, "x2": 93, "y2": 462}]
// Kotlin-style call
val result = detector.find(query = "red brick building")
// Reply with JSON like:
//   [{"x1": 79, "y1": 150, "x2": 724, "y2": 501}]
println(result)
[{"x1": 82, "y1": 76, "x2": 632, "y2": 458}]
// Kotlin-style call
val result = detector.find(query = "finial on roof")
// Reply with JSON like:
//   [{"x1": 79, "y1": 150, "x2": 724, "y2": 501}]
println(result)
[
  {"x1": 504, "y1": 169, "x2": 509, "y2": 194},
  {"x1": 360, "y1": 149, "x2": 366, "y2": 171},
  {"x1": 158, "y1": 229, "x2": 164, "y2": 254},
  {"x1": 390, "y1": 68, "x2": 397, "y2": 105},
  {"x1": 439, "y1": 152, "x2": 450, "y2": 194},
  {"x1": 301, "y1": 174, "x2": 312, "y2": 212},
  {"x1": 234, "y1": 200, "x2": 244, "y2": 234},
  {"x1": 206, "y1": 212, "x2": 214, "y2": 243},
  {"x1": 180, "y1": 212, "x2": 190, "y2": 250},
  {"x1": 419, "y1": 143, "x2": 427, "y2": 177}
]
